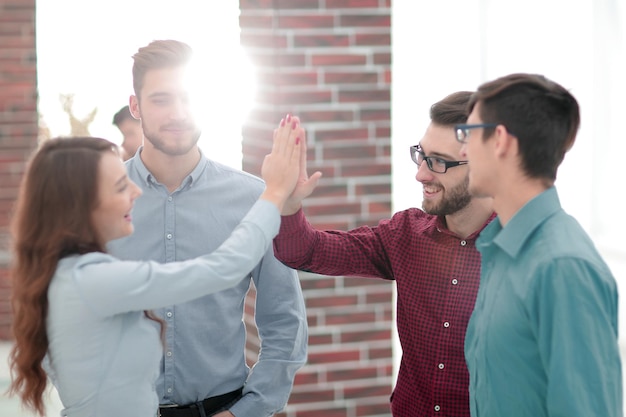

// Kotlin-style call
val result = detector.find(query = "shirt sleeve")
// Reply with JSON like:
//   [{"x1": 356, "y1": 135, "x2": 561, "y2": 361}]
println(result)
[
  {"x1": 273, "y1": 208, "x2": 393, "y2": 278},
  {"x1": 529, "y1": 258, "x2": 622, "y2": 417},
  {"x1": 74, "y1": 199, "x2": 280, "y2": 317},
  {"x1": 229, "y1": 243, "x2": 308, "y2": 417}
]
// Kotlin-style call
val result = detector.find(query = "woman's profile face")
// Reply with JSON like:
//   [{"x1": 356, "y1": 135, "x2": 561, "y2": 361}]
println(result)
[{"x1": 91, "y1": 152, "x2": 142, "y2": 245}]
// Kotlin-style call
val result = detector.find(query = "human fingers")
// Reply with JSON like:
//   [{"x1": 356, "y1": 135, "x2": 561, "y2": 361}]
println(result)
[
  {"x1": 272, "y1": 115, "x2": 286, "y2": 154},
  {"x1": 284, "y1": 118, "x2": 302, "y2": 162},
  {"x1": 273, "y1": 113, "x2": 293, "y2": 155}
]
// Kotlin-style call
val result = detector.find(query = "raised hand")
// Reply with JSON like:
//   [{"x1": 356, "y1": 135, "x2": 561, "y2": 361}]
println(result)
[
  {"x1": 275, "y1": 115, "x2": 322, "y2": 215},
  {"x1": 259, "y1": 114, "x2": 303, "y2": 212}
]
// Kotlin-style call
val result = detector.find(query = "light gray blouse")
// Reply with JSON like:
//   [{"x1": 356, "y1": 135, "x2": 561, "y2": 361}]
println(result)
[{"x1": 45, "y1": 199, "x2": 279, "y2": 417}]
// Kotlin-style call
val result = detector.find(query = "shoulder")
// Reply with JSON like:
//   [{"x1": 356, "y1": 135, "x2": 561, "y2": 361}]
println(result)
[
  {"x1": 199, "y1": 160, "x2": 265, "y2": 199},
  {"x1": 52, "y1": 253, "x2": 119, "y2": 296},
  {"x1": 74, "y1": 252, "x2": 118, "y2": 267},
  {"x1": 366, "y1": 208, "x2": 439, "y2": 244},
  {"x1": 56, "y1": 252, "x2": 116, "y2": 273},
  {"x1": 207, "y1": 160, "x2": 264, "y2": 185},
  {"x1": 534, "y1": 211, "x2": 601, "y2": 262},
  {"x1": 56, "y1": 252, "x2": 122, "y2": 283},
  {"x1": 523, "y1": 213, "x2": 615, "y2": 290},
  {"x1": 383, "y1": 207, "x2": 438, "y2": 231}
]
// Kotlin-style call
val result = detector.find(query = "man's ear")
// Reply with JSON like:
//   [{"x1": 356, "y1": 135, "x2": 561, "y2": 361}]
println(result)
[
  {"x1": 493, "y1": 125, "x2": 517, "y2": 159},
  {"x1": 129, "y1": 96, "x2": 141, "y2": 120}
]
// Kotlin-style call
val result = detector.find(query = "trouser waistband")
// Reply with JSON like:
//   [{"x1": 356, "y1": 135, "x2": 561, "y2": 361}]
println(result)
[{"x1": 158, "y1": 387, "x2": 243, "y2": 417}]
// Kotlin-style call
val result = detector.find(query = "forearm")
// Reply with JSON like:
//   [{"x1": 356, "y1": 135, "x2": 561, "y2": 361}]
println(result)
[
  {"x1": 272, "y1": 208, "x2": 318, "y2": 269},
  {"x1": 230, "y1": 258, "x2": 307, "y2": 416},
  {"x1": 273, "y1": 208, "x2": 390, "y2": 278}
]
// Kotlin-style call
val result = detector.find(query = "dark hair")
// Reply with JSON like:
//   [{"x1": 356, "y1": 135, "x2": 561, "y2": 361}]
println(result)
[
  {"x1": 112, "y1": 105, "x2": 137, "y2": 127},
  {"x1": 132, "y1": 39, "x2": 193, "y2": 98},
  {"x1": 8, "y1": 137, "x2": 164, "y2": 416},
  {"x1": 468, "y1": 73, "x2": 580, "y2": 182},
  {"x1": 430, "y1": 91, "x2": 473, "y2": 126}
]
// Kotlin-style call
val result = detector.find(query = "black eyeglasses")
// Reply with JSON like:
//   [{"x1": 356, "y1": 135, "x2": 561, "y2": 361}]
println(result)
[
  {"x1": 409, "y1": 145, "x2": 468, "y2": 174},
  {"x1": 454, "y1": 123, "x2": 498, "y2": 143}
]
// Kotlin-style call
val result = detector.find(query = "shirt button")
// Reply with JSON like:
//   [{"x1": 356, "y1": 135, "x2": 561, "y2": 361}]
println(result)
[
  {"x1": 167, "y1": 388, "x2": 172, "y2": 393},
  {"x1": 438, "y1": 363, "x2": 444, "y2": 369},
  {"x1": 434, "y1": 405, "x2": 441, "y2": 412},
  {"x1": 443, "y1": 321, "x2": 450, "y2": 328},
  {"x1": 460, "y1": 240, "x2": 467, "y2": 246},
  {"x1": 166, "y1": 233, "x2": 173, "y2": 239},
  {"x1": 166, "y1": 312, "x2": 173, "y2": 318},
  {"x1": 167, "y1": 196, "x2": 173, "y2": 202},
  {"x1": 452, "y1": 279, "x2": 458, "y2": 285},
  {"x1": 166, "y1": 351, "x2": 172, "y2": 357}
]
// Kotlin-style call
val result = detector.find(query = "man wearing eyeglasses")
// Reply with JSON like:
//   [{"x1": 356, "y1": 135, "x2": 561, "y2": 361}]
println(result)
[
  {"x1": 272, "y1": 91, "x2": 494, "y2": 417},
  {"x1": 460, "y1": 73, "x2": 621, "y2": 417}
]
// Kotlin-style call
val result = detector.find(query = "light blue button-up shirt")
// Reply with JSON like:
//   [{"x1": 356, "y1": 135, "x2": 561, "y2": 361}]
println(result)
[
  {"x1": 107, "y1": 150, "x2": 308, "y2": 417},
  {"x1": 46, "y1": 199, "x2": 280, "y2": 417},
  {"x1": 465, "y1": 187, "x2": 622, "y2": 417}
]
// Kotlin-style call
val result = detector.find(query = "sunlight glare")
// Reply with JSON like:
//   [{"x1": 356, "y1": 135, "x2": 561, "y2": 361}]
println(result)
[
  {"x1": 36, "y1": 0, "x2": 251, "y2": 170},
  {"x1": 187, "y1": 45, "x2": 256, "y2": 169}
]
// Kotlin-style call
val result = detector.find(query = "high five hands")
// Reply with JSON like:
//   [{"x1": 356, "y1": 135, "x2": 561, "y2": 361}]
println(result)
[
  {"x1": 260, "y1": 114, "x2": 303, "y2": 213},
  {"x1": 271, "y1": 114, "x2": 322, "y2": 215}
]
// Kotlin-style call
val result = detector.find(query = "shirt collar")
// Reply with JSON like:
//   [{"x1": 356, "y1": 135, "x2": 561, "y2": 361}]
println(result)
[
  {"x1": 435, "y1": 211, "x2": 496, "y2": 240},
  {"x1": 127, "y1": 146, "x2": 209, "y2": 190},
  {"x1": 478, "y1": 186, "x2": 562, "y2": 258}
]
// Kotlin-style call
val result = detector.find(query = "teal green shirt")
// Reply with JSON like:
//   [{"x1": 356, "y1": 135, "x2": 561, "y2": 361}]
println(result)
[{"x1": 465, "y1": 187, "x2": 622, "y2": 417}]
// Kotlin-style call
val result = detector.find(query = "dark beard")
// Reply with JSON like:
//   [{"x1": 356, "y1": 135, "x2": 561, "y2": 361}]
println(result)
[
  {"x1": 143, "y1": 128, "x2": 201, "y2": 157},
  {"x1": 422, "y1": 174, "x2": 471, "y2": 216}
]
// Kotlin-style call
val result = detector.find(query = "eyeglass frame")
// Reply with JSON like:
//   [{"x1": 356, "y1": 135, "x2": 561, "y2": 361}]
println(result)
[
  {"x1": 454, "y1": 123, "x2": 498, "y2": 144},
  {"x1": 409, "y1": 145, "x2": 468, "y2": 174}
]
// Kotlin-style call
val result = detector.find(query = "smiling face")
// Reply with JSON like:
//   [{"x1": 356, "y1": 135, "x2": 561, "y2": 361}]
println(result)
[
  {"x1": 131, "y1": 65, "x2": 202, "y2": 157},
  {"x1": 91, "y1": 152, "x2": 142, "y2": 245},
  {"x1": 415, "y1": 123, "x2": 472, "y2": 216}
]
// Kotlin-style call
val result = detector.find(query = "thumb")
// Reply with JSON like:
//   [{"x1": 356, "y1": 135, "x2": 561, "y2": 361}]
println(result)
[{"x1": 302, "y1": 171, "x2": 322, "y2": 196}]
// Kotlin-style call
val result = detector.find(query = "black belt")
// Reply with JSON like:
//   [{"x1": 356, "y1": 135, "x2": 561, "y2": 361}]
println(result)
[{"x1": 158, "y1": 387, "x2": 243, "y2": 417}]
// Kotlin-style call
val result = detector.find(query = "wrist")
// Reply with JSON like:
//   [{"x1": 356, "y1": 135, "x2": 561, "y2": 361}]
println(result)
[
  {"x1": 281, "y1": 201, "x2": 302, "y2": 216},
  {"x1": 259, "y1": 189, "x2": 287, "y2": 212}
]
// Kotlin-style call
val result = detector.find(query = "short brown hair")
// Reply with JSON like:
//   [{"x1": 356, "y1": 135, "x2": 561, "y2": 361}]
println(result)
[
  {"x1": 112, "y1": 105, "x2": 136, "y2": 127},
  {"x1": 430, "y1": 91, "x2": 473, "y2": 126},
  {"x1": 131, "y1": 39, "x2": 193, "y2": 98},
  {"x1": 468, "y1": 73, "x2": 580, "y2": 182}
]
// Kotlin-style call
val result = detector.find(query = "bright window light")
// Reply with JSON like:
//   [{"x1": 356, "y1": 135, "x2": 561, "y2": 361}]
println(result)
[{"x1": 36, "y1": 0, "x2": 254, "y2": 169}]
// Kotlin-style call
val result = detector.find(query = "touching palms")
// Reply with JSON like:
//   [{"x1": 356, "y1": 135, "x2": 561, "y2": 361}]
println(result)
[{"x1": 275, "y1": 115, "x2": 322, "y2": 215}]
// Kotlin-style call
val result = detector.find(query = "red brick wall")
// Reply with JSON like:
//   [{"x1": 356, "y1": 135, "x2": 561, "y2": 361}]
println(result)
[
  {"x1": 0, "y1": 0, "x2": 38, "y2": 340},
  {"x1": 239, "y1": 1, "x2": 394, "y2": 416}
]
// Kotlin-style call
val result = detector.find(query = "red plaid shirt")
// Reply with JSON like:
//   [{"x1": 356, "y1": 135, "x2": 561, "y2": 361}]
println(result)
[{"x1": 273, "y1": 208, "x2": 494, "y2": 417}]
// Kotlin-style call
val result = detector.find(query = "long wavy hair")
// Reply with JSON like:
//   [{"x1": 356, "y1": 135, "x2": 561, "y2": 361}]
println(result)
[{"x1": 7, "y1": 137, "x2": 164, "y2": 416}]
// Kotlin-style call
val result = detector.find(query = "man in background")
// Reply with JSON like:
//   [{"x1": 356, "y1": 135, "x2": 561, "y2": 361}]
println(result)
[{"x1": 112, "y1": 104, "x2": 142, "y2": 160}]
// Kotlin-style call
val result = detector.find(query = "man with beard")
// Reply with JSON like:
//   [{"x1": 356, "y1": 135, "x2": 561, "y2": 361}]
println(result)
[
  {"x1": 272, "y1": 91, "x2": 494, "y2": 417},
  {"x1": 107, "y1": 40, "x2": 308, "y2": 417}
]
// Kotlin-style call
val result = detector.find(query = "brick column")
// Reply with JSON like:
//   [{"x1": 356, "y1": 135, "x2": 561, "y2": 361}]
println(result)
[
  {"x1": 239, "y1": 1, "x2": 393, "y2": 416},
  {"x1": 0, "y1": 0, "x2": 38, "y2": 340}
]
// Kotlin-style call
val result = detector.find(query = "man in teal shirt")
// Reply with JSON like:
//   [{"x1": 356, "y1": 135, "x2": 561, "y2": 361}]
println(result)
[{"x1": 458, "y1": 73, "x2": 622, "y2": 417}]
